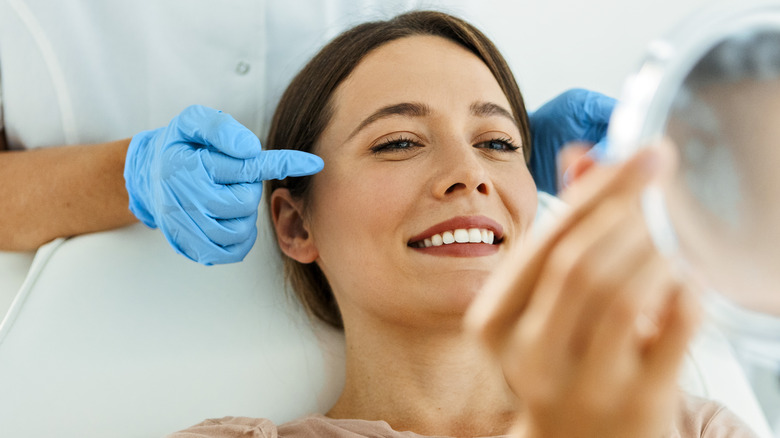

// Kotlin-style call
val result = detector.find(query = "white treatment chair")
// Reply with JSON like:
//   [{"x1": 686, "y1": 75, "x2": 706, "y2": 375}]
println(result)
[
  {"x1": 0, "y1": 194, "x2": 772, "y2": 438},
  {"x1": 0, "y1": 217, "x2": 346, "y2": 437}
]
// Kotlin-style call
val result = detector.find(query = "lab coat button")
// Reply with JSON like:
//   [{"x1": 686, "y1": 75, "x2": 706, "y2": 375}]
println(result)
[{"x1": 235, "y1": 61, "x2": 251, "y2": 75}]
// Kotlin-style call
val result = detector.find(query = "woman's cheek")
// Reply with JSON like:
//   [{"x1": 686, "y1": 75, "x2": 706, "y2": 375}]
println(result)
[
  {"x1": 325, "y1": 167, "x2": 402, "y2": 225},
  {"x1": 497, "y1": 164, "x2": 537, "y2": 235},
  {"x1": 357, "y1": 171, "x2": 408, "y2": 210}
]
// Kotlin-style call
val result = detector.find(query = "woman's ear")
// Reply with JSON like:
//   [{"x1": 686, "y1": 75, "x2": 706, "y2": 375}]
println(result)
[{"x1": 271, "y1": 188, "x2": 318, "y2": 264}]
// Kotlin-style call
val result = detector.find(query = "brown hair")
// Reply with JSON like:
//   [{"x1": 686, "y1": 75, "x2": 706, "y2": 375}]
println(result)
[{"x1": 265, "y1": 10, "x2": 531, "y2": 329}]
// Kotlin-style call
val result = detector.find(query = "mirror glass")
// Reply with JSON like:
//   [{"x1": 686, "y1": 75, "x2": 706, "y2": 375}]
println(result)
[
  {"x1": 608, "y1": 2, "x2": 780, "y2": 317},
  {"x1": 665, "y1": 29, "x2": 780, "y2": 316}
]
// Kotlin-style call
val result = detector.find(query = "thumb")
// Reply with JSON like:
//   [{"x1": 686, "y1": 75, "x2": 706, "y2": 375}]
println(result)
[{"x1": 561, "y1": 140, "x2": 675, "y2": 209}]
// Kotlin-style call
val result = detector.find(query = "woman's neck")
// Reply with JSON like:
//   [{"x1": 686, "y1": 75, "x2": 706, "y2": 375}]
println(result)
[{"x1": 327, "y1": 313, "x2": 519, "y2": 436}]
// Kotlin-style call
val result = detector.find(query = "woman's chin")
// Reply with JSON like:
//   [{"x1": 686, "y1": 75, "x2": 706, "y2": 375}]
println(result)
[{"x1": 431, "y1": 273, "x2": 492, "y2": 313}]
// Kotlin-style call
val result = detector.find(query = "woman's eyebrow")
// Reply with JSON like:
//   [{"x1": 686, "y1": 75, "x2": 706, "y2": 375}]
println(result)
[
  {"x1": 347, "y1": 101, "x2": 517, "y2": 141},
  {"x1": 470, "y1": 101, "x2": 518, "y2": 127},
  {"x1": 348, "y1": 102, "x2": 430, "y2": 140}
]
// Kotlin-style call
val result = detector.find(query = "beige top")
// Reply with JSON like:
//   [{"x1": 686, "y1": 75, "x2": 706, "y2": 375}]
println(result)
[{"x1": 167, "y1": 394, "x2": 758, "y2": 438}]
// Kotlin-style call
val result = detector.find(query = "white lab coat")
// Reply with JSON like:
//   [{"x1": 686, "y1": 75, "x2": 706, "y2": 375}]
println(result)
[{"x1": 0, "y1": 0, "x2": 481, "y2": 150}]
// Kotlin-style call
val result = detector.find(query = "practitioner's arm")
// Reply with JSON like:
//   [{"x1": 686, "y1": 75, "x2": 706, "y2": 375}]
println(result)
[
  {"x1": 0, "y1": 139, "x2": 136, "y2": 251},
  {"x1": 0, "y1": 105, "x2": 324, "y2": 265}
]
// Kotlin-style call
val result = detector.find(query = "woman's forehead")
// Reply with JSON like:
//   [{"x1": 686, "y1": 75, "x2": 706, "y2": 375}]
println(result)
[
  {"x1": 326, "y1": 35, "x2": 513, "y2": 136},
  {"x1": 340, "y1": 35, "x2": 502, "y2": 99}
]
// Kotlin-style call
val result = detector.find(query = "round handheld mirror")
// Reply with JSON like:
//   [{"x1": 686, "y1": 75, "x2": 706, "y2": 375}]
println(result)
[{"x1": 607, "y1": 1, "x2": 780, "y2": 370}]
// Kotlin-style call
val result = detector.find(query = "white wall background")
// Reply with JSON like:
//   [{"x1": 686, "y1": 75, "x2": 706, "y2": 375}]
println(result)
[{"x1": 459, "y1": 0, "x2": 768, "y2": 109}]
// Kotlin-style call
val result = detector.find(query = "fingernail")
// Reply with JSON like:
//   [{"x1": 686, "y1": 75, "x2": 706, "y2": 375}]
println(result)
[{"x1": 561, "y1": 167, "x2": 573, "y2": 188}]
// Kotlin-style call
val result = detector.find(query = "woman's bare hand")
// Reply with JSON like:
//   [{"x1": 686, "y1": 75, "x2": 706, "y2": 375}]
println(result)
[{"x1": 467, "y1": 142, "x2": 700, "y2": 438}]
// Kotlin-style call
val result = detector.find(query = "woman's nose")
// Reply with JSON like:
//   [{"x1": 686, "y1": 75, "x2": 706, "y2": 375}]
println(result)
[{"x1": 431, "y1": 144, "x2": 491, "y2": 199}]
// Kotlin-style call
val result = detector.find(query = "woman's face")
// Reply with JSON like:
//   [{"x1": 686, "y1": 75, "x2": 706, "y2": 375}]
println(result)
[{"x1": 299, "y1": 35, "x2": 537, "y2": 328}]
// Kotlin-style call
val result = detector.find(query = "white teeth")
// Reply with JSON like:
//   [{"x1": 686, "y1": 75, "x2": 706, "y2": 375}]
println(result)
[{"x1": 413, "y1": 228, "x2": 499, "y2": 248}]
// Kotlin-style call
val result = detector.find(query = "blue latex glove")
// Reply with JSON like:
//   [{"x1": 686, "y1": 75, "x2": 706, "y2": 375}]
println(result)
[
  {"x1": 124, "y1": 105, "x2": 323, "y2": 265},
  {"x1": 528, "y1": 89, "x2": 616, "y2": 195}
]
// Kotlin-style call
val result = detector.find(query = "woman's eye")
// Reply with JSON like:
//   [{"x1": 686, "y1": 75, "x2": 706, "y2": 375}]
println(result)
[
  {"x1": 476, "y1": 138, "x2": 520, "y2": 152},
  {"x1": 370, "y1": 138, "x2": 422, "y2": 154}
]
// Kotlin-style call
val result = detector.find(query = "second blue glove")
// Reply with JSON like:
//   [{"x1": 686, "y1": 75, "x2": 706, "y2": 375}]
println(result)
[{"x1": 528, "y1": 89, "x2": 616, "y2": 194}]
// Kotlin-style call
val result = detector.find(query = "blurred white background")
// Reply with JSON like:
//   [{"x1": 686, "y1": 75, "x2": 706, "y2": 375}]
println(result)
[{"x1": 461, "y1": 0, "x2": 764, "y2": 108}]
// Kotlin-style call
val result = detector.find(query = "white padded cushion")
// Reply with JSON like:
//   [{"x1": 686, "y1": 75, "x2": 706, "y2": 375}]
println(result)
[
  {"x1": 0, "y1": 219, "x2": 345, "y2": 436},
  {"x1": 0, "y1": 250, "x2": 34, "y2": 314}
]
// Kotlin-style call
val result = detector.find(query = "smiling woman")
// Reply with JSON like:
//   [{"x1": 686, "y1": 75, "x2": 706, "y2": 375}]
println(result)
[
  {"x1": 167, "y1": 10, "x2": 758, "y2": 438},
  {"x1": 293, "y1": 32, "x2": 536, "y2": 333},
  {"x1": 265, "y1": 12, "x2": 534, "y2": 330}
]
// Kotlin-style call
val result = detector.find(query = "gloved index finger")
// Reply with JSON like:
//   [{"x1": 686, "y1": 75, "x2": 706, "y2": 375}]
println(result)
[
  {"x1": 175, "y1": 105, "x2": 263, "y2": 159},
  {"x1": 207, "y1": 149, "x2": 324, "y2": 184}
]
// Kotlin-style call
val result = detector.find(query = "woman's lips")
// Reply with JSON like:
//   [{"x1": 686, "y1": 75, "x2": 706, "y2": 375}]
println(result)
[
  {"x1": 407, "y1": 215, "x2": 504, "y2": 257},
  {"x1": 410, "y1": 241, "x2": 501, "y2": 257}
]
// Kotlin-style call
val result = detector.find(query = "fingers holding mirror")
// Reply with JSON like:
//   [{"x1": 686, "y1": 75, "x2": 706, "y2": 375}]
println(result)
[{"x1": 466, "y1": 141, "x2": 699, "y2": 438}]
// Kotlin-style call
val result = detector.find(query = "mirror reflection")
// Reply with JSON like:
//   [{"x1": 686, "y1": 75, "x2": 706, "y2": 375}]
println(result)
[{"x1": 663, "y1": 30, "x2": 780, "y2": 315}]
